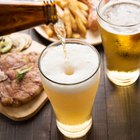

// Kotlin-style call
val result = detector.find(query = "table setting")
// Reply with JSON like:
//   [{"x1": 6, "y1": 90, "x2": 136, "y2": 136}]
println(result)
[{"x1": 0, "y1": 0, "x2": 140, "y2": 140}]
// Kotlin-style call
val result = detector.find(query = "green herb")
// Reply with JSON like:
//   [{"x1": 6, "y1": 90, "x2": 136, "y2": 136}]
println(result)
[{"x1": 16, "y1": 67, "x2": 32, "y2": 81}]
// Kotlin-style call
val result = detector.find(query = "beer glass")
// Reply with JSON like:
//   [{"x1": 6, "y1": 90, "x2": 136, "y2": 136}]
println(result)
[
  {"x1": 97, "y1": 0, "x2": 140, "y2": 86},
  {"x1": 39, "y1": 39, "x2": 100, "y2": 138}
]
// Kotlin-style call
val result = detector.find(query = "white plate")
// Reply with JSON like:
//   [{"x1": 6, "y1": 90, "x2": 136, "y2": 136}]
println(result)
[{"x1": 34, "y1": 26, "x2": 102, "y2": 45}]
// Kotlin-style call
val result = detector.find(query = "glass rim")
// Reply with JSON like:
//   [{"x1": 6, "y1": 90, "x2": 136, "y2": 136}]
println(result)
[
  {"x1": 96, "y1": 0, "x2": 140, "y2": 28},
  {"x1": 38, "y1": 39, "x2": 100, "y2": 86}
]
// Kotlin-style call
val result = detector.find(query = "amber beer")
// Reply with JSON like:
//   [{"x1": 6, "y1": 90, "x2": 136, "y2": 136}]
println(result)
[
  {"x1": 97, "y1": 0, "x2": 140, "y2": 86},
  {"x1": 0, "y1": 0, "x2": 57, "y2": 36},
  {"x1": 39, "y1": 39, "x2": 100, "y2": 138}
]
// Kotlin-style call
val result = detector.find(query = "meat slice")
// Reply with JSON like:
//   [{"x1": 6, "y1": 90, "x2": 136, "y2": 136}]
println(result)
[
  {"x1": 0, "y1": 52, "x2": 43, "y2": 106},
  {"x1": 0, "y1": 69, "x2": 8, "y2": 82},
  {"x1": 0, "y1": 53, "x2": 27, "y2": 70}
]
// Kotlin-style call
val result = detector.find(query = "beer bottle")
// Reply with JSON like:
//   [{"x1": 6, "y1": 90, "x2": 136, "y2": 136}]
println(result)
[{"x1": 0, "y1": 0, "x2": 57, "y2": 36}]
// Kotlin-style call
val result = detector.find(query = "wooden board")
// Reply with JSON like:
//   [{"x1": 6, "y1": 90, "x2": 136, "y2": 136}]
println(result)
[{"x1": 0, "y1": 40, "x2": 48, "y2": 121}]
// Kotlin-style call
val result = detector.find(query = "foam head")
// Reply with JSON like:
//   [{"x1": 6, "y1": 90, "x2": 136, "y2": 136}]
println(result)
[{"x1": 39, "y1": 39, "x2": 100, "y2": 94}]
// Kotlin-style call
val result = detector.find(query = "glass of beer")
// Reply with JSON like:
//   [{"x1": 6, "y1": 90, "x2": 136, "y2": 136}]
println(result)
[
  {"x1": 97, "y1": 0, "x2": 140, "y2": 86},
  {"x1": 38, "y1": 39, "x2": 100, "y2": 138}
]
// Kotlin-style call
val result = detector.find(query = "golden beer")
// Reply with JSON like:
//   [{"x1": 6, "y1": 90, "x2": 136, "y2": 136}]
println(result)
[
  {"x1": 39, "y1": 39, "x2": 100, "y2": 138},
  {"x1": 43, "y1": 81, "x2": 99, "y2": 125},
  {"x1": 97, "y1": 0, "x2": 140, "y2": 86}
]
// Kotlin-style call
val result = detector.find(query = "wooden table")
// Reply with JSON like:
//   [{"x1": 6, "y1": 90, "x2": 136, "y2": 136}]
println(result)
[{"x1": 0, "y1": 28, "x2": 140, "y2": 140}]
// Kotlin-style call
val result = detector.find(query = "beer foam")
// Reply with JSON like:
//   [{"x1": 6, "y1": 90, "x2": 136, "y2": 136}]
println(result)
[
  {"x1": 101, "y1": 1, "x2": 140, "y2": 25},
  {"x1": 99, "y1": 0, "x2": 140, "y2": 34},
  {"x1": 40, "y1": 44, "x2": 100, "y2": 93}
]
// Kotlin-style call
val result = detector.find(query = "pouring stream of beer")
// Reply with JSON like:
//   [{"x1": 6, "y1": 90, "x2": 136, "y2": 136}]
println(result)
[{"x1": 54, "y1": 20, "x2": 74, "y2": 75}]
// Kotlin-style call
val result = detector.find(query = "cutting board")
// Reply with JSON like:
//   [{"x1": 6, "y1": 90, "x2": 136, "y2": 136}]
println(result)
[{"x1": 0, "y1": 40, "x2": 48, "y2": 121}]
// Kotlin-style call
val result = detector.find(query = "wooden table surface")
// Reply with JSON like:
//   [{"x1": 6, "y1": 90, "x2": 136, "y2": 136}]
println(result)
[{"x1": 0, "y1": 28, "x2": 140, "y2": 140}]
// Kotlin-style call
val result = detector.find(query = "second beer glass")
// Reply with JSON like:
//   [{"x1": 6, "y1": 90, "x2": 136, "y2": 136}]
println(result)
[{"x1": 97, "y1": 0, "x2": 140, "y2": 86}]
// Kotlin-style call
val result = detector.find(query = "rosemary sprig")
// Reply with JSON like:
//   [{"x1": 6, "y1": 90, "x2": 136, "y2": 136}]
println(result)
[{"x1": 16, "y1": 67, "x2": 32, "y2": 81}]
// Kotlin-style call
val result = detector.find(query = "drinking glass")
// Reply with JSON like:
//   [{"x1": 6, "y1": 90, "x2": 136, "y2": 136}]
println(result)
[
  {"x1": 97, "y1": 0, "x2": 140, "y2": 86},
  {"x1": 38, "y1": 39, "x2": 100, "y2": 138}
]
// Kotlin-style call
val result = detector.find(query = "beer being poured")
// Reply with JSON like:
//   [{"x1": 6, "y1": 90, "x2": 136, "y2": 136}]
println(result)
[
  {"x1": 39, "y1": 37, "x2": 100, "y2": 138},
  {"x1": 54, "y1": 19, "x2": 74, "y2": 75},
  {"x1": 39, "y1": 18, "x2": 100, "y2": 138}
]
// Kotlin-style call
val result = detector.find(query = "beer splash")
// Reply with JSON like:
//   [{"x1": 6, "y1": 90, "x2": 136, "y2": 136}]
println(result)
[{"x1": 54, "y1": 19, "x2": 74, "y2": 75}]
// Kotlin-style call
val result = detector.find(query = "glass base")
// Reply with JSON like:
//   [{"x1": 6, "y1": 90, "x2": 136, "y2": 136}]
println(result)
[
  {"x1": 56, "y1": 118, "x2": 92, "y2": 138},
  {"x1": 107, "y1": 69, "x2": 140, "y2": 86}
]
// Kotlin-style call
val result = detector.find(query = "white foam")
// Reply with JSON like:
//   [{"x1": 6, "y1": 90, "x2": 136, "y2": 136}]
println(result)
[
  {"x1": 40, "y1": 43, "x2": 100, "y2": 93},
  {"x1": 98, "y1": 0, "x2": 140, "y2": 34},
  {"x1": 101, "y1": 1, "x2": 140, "y2": 25}
]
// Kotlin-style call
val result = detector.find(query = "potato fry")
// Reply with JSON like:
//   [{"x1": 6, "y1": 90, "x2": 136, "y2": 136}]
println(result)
[
  {"x1": 77, "y1": 1, "x2": 89, "y2": 11},
  {"x1": 72, "y1": 33, "x2": 81, "y2": 39},
  {"x1": 76, "y1": 16, "x2": 87, "y2": 37},
  {"x1": 40, "y1": 0, "x2": 91, "y2": 39},
  {"x1": 81, "y1": 10, "x2": 89, "y2": 18},
  {"x1": 76, "y1": 11, "x2": 88, "y2": 25},
  {"x1": 69, "y1": 3, "x2": 88, "y2": 25},
  {"x1": 63, "y1": 8, "x2": 72, "y2": 38},
  {"x1": 55, "y1": 0, "x2": 69, "y2": 8},
  {"x1": 41, "y1": 25, "x2": 54, "y2": 37},
  {"x1": 69, "y1": 12, "x2": 77, "y2": 32}
]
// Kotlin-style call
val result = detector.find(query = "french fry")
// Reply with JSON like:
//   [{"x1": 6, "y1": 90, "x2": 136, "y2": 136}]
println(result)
[
  {"x1": 41, "y1": 25, "x2": 54, "y2": 37},
  {"x1": 76, "y1": 11, "x2": 88, "y2": 26},
  {"x1": 69, "y1": 2, "x2": 88, "y2": 26},
  {"x1": 63, "y1": 8, "x2": 72, "y2": 38},
  {"x1": 81, "y1": 9, "x2": 89, "y2": 18},
  {"x1": 77, "y1": 1, "x2": 89, "y2": 11},
  {"x1": 69, "y1": 12, "x2": 77, "y2": 32},
  {"x1": 76, "y1": 16, "x2": 87, "y2": 37},
  {"x1": 72, "y1": 33, "x2": 81, "y2": 39},
  {"x1": 40, "y1": 0, "x2": 91, "y2": 39},
  {"x1": 55, "y1": 0, "x2": 69, "y2": 8}
]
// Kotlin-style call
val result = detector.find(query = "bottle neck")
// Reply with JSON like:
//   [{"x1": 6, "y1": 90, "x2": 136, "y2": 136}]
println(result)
[
  {"x1": 0, "y1": 1, "x2": 57, "y2": 36},
  {"x1": 43, "y1": 0, "x2": 57, "y2": 24}
]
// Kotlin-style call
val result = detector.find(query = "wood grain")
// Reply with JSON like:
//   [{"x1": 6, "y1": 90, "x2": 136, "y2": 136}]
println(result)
[{"x1": 0, "y1": 29, "x2": 140, "y2": 140}]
